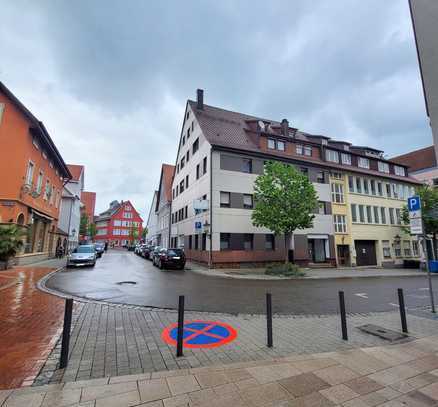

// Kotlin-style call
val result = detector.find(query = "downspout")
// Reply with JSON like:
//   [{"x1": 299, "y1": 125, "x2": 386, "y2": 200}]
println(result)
[
  {"x1": 168, "y1": 200, "x2": 172, "y2": 248},
  {"x1": 209, "y1": 147, "x2": 213, "y2": 268}
]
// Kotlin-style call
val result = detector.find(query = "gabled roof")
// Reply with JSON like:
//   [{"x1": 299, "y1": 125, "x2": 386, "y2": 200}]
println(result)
[
  {"x1": 67, "y1": 164, "x2": 84, "y2": 181},
  {"x1": 0, "y1": 81, "x2": 71, "y2": 179},
  {"x1": 392, "y1": 146, "x2": 436, "y2": 172},
  {"x1": 155, "y1": 164, "x2": 175, "y2": 211},
  {"x1": 96, "y1": 200, "x2": 121, "y2": 221}
]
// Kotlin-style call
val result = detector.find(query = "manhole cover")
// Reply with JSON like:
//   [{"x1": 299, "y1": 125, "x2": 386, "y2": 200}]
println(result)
[
  {"x1": 116, "y1": 281, "x2": 137, "y2": 285},
  {"x1": 357, "y1": 324, "x2": 409, "y2": 342}
]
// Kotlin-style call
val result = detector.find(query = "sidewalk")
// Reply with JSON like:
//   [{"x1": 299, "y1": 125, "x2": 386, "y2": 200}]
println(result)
[
  {"x1": 4, "y1": 335, "x2": 438, "y2": 406},
  {"x1": 0, "y1": 266, "x2": 68, "y2": 390},
  {"x1": 188, "y1": 262, "x2": 428, "y2": 280}
]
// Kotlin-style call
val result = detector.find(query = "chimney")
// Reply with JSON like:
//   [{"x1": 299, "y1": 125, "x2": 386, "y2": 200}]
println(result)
[
  {"x1": 281, "y1": 119, "x2": 289, "y2": 137},
  {"x1": 197, "y1": 89, "x2": 204, "y2": 110}
]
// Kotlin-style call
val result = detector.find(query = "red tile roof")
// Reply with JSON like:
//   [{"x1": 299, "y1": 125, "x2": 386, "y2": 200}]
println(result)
[
  {"x1": 162, "y1": 164, "x2": 175, "y2": 203},
  {"x1": 66, "y1": 164, "x2": 84, "y2": 181},
  {"x1": 391, "y1": 146, "x2": 436, "y2": 172}
]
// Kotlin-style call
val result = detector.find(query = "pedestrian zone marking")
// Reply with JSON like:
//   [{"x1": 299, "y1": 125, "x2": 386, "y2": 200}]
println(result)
[
  {"x1": 355, "y1": 293, "x2": 368, "y2": 299},
  {"x1": 161, "y1": 320, "x2": 237, "y2": 349}
]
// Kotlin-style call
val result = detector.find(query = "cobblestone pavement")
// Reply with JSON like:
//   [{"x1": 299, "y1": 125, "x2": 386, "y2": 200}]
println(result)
[
  {"x1": 5, "y1": 335, "x2": 438, "y2": 406},
  {"x1": 34, "y1": 300, "x2": 438, "y2": 387},
  {"x1": 0, "y1": 266, "x2": 67, "y2": 389}
]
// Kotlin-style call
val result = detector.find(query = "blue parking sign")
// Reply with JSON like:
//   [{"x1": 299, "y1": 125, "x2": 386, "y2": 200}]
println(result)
[{"x1": 408, "y1": 196, "x2": 421, "y2": 212}]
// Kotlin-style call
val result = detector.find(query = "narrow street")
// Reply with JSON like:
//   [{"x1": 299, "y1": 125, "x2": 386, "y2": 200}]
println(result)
[{"x1": 45, "y1": 249, "x2": 438, "y2": 315}]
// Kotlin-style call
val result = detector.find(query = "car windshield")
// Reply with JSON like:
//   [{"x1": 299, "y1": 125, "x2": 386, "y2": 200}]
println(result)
[
  {"x1": 75, "y1": 246, "x2": 95, "y2": 253},
  {"x1": 168, "y1": 249, "x2": 183, "y2": 256}
]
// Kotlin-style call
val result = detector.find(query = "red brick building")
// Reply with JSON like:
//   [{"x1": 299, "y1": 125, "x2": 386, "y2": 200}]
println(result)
[
  {"x1": 94, "y1": 200, "x2": 143, "y2": 247},
  {"x1": 81, "y1": 191, "x2": 96, "y2": 225}
]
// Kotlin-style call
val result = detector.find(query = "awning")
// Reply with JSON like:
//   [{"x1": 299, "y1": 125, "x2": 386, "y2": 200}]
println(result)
[{"x1": 31, "y1": 208, "x2": 54, "y2": 222}]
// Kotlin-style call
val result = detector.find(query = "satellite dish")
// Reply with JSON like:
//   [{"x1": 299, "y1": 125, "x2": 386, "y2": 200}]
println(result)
[{"x1": 258, "y1": 120, "x2": 265, "y2": 131}]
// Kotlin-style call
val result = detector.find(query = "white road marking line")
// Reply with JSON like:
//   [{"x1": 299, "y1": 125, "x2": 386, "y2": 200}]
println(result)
[
  {"x1": 419, "y1": 288, "x2": 429, "y2": 291},
  {"x1": 355, "y1": 293, "x2": 369, "y2": 299},
  {"x1": 389, "y1": 303, "x2": 399, "y2": 307}
]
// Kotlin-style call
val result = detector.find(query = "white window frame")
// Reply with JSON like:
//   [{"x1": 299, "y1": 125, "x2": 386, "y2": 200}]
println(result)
[
  {"x1": 378, "y1": 161, "x2": 389, "y2": 173},
  {"x1": 341, "y1": 153, "x2": 351, "y2": 165},
  {"x1": 334, "y1": 215, "x2": 347, "y2": 233},
  {"x1": 394, "y1": 165, "x2": 406, "y2": 176},
  {"x1": 36, "y1": 171, "x2": 43, "y2": 193},
  {"x1": 303, "y1": 145, "x2": 312, "y2": 156},
  {"x1": 326, "y1": 149, "x2": 339, "y2": 163},
  {"x1": 220, "y1": 191, "x2": 230, "y2": 207},
  {"x1": 268, "y1": 138, "x2": 276, "y2": 149},
  {"x1": 26, "y1": 161, "x2": 35, "y2": 185},
  {"x1": 331, "y1": 183, "x2": 344, "y2": 203},
  {"x1": 358, "y1": 157, "x2": 370, "y2": 169},
  {"x1": 277, "y1": 140, "x2": 285, "y2": 151}
]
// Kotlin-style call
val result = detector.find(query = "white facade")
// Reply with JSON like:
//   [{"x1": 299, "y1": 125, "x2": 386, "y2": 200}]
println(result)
[{"x1": 145, "y1": 191, "x2": 159, "y2": 244}]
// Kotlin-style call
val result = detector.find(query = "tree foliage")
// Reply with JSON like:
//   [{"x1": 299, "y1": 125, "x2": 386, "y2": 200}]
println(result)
[
  {"x1": 88, "y1": 223, "x2": 97, "y2": 239},
  {"x1": 0, "y1": 225, "x2": 26, "y2": 268},
  {"x1": 79, "y1": 214, "x2": 89, "y2": 236},
  {"x1": 251, "y1": 161, "x2": 319, "y2": 263}
]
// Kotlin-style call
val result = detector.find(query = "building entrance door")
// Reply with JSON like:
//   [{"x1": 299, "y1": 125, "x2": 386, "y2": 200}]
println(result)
[
  {"x1": 337, "y1": 245, "x2": 350, "y2": 266},
  {"x1": 308, "y1": 239, "x2": 326, "y2": 263},
  {"x1": 355, "y1": 240, "x2": 377, "y2": 266}
]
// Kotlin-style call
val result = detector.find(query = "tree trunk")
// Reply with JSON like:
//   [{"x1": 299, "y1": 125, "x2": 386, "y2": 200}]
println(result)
[{"x1": 284, "y1": 232, "x2": 291, "y2": 264}]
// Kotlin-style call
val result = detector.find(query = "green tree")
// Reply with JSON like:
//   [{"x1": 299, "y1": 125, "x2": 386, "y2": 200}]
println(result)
[
  {"x1": 401, "y1": 185, "x2": 438, "y2": 257},
  {"x1": 0, "y1": 225, "x2": 26, "y2": 269},
  {"x1": 79, "y1": 214, "x2": 89, "y2": 236},
  {"x1": 142, "y1": 227, "x2": 148, "y2": 240},
  {"x1": 252, "y1": 161, "x2": 319, "y2": 264},
  {"x1": 88, "y1": 223, "x2": 97, "y2": 239},
  {"x1": 129, "y1": 225, "x2": 139, "y2": 244}
]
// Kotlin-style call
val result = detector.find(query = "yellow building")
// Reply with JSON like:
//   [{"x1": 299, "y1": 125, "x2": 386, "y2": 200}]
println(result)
[{"x1": 330, "y1": 171, "x2": 421, "y2": 267}]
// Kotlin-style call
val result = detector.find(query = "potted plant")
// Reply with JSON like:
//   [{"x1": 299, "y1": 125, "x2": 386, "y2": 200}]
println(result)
[{"x1": 0, "y1": 225, "x2": 26, "y2": 270}]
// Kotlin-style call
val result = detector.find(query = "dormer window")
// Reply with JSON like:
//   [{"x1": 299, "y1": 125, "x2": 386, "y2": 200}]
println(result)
[
  {"x1": 326, "y1": 149, "x2": 339, "y2": 163},
  {"x1": 277, "y1": 140, "x2": 285, "y2": 151},
  {"x1": 343, "y1": 145, "x2": 350, "y2": 151},
  {"x1": 322, "y1": 139, "x2": 328, "y2": 146},
  {"x1": 268, "y1": 138, "x2": 276, "y2": 149},
  {"x1": 378, "y1": 161, "x2": 389, "y2": 173},
  {"x1": 394, "y1": 165, "x2": 406, "y2": 176},
  {"x1": 341, "y1": 153, "x2": 351, "y2": 165},
  {"x1": 358, "y1": 157, "x2": 370, "y2": 169},
  {"x1": 268, "y1": 138, "x2": 285, "y2": 151},
  {"x1": 296, "y1": 144, "x2": 312, "y2": 156}
]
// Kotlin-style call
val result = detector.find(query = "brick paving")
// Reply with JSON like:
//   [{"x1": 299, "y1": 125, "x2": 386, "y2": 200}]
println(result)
[
  {"x1": 33, "y1": 300, "x2": 438, "y2": 387},
  {"x1": 4, "y1": 335, "x2": 438, "y2": 406},
  {"x1": 0, "y1": 267, "x2": 68, "y2": 389}
]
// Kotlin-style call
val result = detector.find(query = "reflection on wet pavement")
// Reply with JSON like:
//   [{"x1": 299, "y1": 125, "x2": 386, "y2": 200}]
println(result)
[{"x1": 0, "y1": 267, "x2": 64, "y2": 389}]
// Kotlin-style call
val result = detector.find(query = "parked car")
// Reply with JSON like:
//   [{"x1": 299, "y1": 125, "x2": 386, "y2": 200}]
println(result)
[
  {"x1": 151, "y1": 246, "x2": 163, "y2": 264},
  {"x1": 94, "y1": 242, "x2": 105, "y2": 258},
  {"x1": 67, "y1": 245, "x2": 97, "y2": 268},
  {"x1": 127, "y1": 244, "x2": 135, "y2": 251},
  {"x1": 140, "y1": 245, "x2": 152, "y2": 259},
  {"x1": 154, "y1": 248, "x2": 186, "y2": 270}
]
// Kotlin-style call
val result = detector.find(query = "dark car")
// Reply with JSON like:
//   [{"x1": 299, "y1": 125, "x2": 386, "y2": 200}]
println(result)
[
  {"x1": 154, "y1": 248, "x2": 186, "y2": 270},
  {"x1": 140, "y1": 245, "x2": 152, "y2": 259},
  {"x1": 150, "y1": 246, "x2": 162, "y2": 263},
  {"x1": 94, "y1": 242, "x2": 105, "y2": 258}
]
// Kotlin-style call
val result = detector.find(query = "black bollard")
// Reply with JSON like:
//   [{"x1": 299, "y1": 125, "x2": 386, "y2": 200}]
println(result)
[
  {"x1": 339, "y1": 291, "x2": 348, "y2": 341},
  {"x1": 397, "y1": 288, "x2": 408, "y2": 333},
  {"x1": 266, "y1": 293, "x2": 273, "y2": 348},
  {"x1": 176, "y1": 295, "x2": 185, "y2": 357},
  {"x1": 60, "y1": 298, "x2": 73, "y2": 369}
]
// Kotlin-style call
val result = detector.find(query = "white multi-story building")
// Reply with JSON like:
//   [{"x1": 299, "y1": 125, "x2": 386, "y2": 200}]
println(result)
[
  {"x1": 145, "y1": 190, "x2": 158, "y2": 244},
  {"x1": 154, "y1": 164, "x2": 174, "y2": 248}
]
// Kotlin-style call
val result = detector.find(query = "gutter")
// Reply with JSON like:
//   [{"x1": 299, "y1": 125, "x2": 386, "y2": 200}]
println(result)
[{"x1": 209, "y1": 147, "x2": 213, "y2": 267}]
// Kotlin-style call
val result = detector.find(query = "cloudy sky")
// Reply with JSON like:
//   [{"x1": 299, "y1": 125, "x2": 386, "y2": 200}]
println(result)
[{"x1": 0, "y1": 0, "x2": 432, "y2": 220}]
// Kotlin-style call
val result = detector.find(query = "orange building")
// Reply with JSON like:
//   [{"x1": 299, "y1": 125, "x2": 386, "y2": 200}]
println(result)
[
  {"x1": 81, "y1": 191, "x2": 96, "y2": 225},
  {"x1": 0, "y1": 81, "x2": 71, "y2": 264}
]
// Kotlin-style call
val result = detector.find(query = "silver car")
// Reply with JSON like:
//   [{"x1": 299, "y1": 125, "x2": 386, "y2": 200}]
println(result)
[{"x1": 67, "y1": 245, "x2": 97, "y2": 267}]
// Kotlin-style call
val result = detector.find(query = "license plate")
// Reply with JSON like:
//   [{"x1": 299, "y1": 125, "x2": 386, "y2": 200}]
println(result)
[{"x1": 172, "y1": 257, "x2": 180, "y2": 260}]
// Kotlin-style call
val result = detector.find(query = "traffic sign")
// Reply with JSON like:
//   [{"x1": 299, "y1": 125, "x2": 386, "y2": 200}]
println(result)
[
  {"x1": 408, "y1": 196, "x2": 421, "y2": 212},
  {"x1": 162, "y1": 320, "x2": 237, "y2": 349},
  {"x1": 410, "y1": 217, "x2": 423, "y2": 235},
  {"x1": 195, "y1": 221, "x2": 202, "y2": 230}
]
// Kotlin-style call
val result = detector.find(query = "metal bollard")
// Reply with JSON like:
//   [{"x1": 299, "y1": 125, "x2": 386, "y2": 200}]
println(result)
[
  {"x1": 397, "y1": 288, "x2": 408, "y2": 333},
  {"x1": 60, "y1": 298, "x2": 73, "y2": 369},
  {"x1": 176, "y1": 295, "x2": 185, "y2": 357},
  {"x1": 266, "y1": 293, "x2": 273, "y2": 348},
  {"x1": 339, "y1": 291, "x2": 348, "y2": 341}
]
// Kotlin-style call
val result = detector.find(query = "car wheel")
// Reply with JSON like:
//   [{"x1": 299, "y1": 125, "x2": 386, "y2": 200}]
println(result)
[{"x1": 158, "y1": 260, "x2": 163, "y2": 269}]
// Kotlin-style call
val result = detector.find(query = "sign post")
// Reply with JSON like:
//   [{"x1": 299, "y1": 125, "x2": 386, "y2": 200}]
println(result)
[{"x1": 408, "y1": 196, "x2": 435, "y2": 313}]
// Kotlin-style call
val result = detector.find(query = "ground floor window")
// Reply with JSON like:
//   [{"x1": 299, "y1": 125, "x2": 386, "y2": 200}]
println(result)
[
  {"x1": 188, "y1": 235, "x2": 192, "y2": 249},
  {"x1": 244, "y1": 234, "x2": 253, "y2": 250},
  {"x1": 382, "y1": 240, "x2": 391, "y2": 258},
  {"x1": 394, "y1": 241, "x2": 401, "y2": 257},
  {"x1": 412, "y1": 240, "x2": 419, "y2": 257},
  {"x1": 220, "y1": 233, "x2": 230, "y2": 250},
  {"x1": 201, "y1": 233, "x2": 207, "y2": 250},
  {"x1": 194, "y1": 234, "x2": 199, "y2": 250},
  {"x1": 403, "y1": 241, "x2": 411, "y2": 257},
  {"x1": 265, "y1": 234, "x2": 275, "y2": 251}
]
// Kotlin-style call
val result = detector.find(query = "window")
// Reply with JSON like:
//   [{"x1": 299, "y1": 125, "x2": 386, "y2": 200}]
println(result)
[
  {"x1": 244, "y1": 234, "x2": 254, "y2": 250},
  {"x1": 203, "y1": 157, "x2": 207, "y2": 175},
  {"x1": 187, "y1": 127, "x2": 191, "y2": 139},
  {"x1": 341, "y1": 153, "x2": 351, "y2": 165},
  {"x1": 303, "y1": 145, "x2": 312, "y2": 156},
  {"x1": 396, "y1": 208, "x2": 401, "y2": 225},
  {"x1": 179, "y1": 180, "x2": 184, "y2": 193},
  {"x1": 394, "y1": 241, "x2": 402, "y2": 257},
  {"x1": 26, "y1": 161, "x2": 34, "y2": 185},
  {"x1": 351, "y1": 204, "x2": 357, "y2": 222},
  {"x1": 386, "y1": 183, "x2": 391, "y2": 198},
  {"x1": 318, "y1": 202, "x2": 327, "y2": 215},
  {"x1": 196, "y1": 164, "x2": 200, "y2": 180},
  {"x1": 358, "y1": 157, "x2": 370, "y2": 169},
  {"x1": 202, "y1": 233, "x2": 207, "y2": 250},
  {"x1": 192, "y1": 138, "x2": 199, "y2": 154},
  {"x1": 114, "y1": 220, "x2": 121, "y2": 226},
  {"x1": 36, "y1": 171, "x2": 43, "y2": 193},
  {"x1": 50, "y1": 187, "x2": 55, "y2": 205},
  {"x1": 334, "y1": 215, "x2": 347, "y2": 233},
  {"x1": 348, "y1": 176, "x2": 354, "y2": 192},
  {"x1": 242, "y1": 158, "x2": 252, "y2": 173},
  {"x1": 356, "y1": 177, "x2": 362, "y2": 193},
  {"x1": 277, "y1": 140, "x2": 285, "y2": 151},
  {"x1": 182, "y1": 136, "x2": 185, "y2": 146},
  {"x1": 382, "y1": 240, "x2": 391, "y2": 258},
  {"x1": 188, "y1": 235, "x2": 192, "y2": 250},
  {"x1": 113, "y1": 229, "x2": 121, "y2": 235},
  {"x1": 268, "y1": 138, "x2": 276, "y2": 149},
  {"x1": 389, "y1": 208, "x2": 395, "y2": 224},
  {"x1": 412, "y1": 240, "x2": 419, "y2": 257},
  {"x1": 186, "y1": 150, "x2": 190, "y2": 162},
  {"x1": 316, "y1": 171, "x2": 325, "y2": 183},
  {"x1": 185, "y1": 175, "x2": 189, "y2": 188},
  {"x1": 380, "y1": 207, "x2": 386, "y2": 224},
  {"x1": 331, "y1": 172, "x2": 343, "y2": 179},
  {"x1": 394, "y1": 165, "x2": 406, "y2": 176},
  {"x1": 377, "y1": 182, "x2": 383, "y2": 196},
  {"x1": 366, "y1": 206, "x2": 372, "y2": 223},
  {"x1": 296, "y1": 144, "x2": 303, "y2": 155},
  {"x1": 404, "y1": 241, "x2": 411, "y2": 257},
  {"x1": 191, "y1": 121, "x2": 194, "y2": 131},
  {"x1": 265, "y1": 234, "x2": 275, "y2": 250},
  {"x1": 180, "y1": 156, "x2": 185, "y2": 169},
  {"x1": 331, "y1": 183, "x2": 344, "y2": 203},
  {"x1": 44, "y1": 180, "x2": 50, "y2": 200},
  {"x1": 373, "y1": 206, "x2": 379, "y2": 224},
  {"x1": 296, "y1": 145, "x2": 312, "y2": 156},
  {"x1": 184, "y1": 206, "x2": 188, "y2": 219},
  {"x1": 220, "y1": 192, "x2": 230, "y2": 208},
  {"x1": 398, "y1": 184, "x2": 404, "y2": 199},
  {"x1": 220, "y1": 233, "x2": 230, "y2": 250},
  {"x1": 195, "y1": 234, "x2": 199, "y2": 250},
  {"x1": 172, "y1": 189, "x2": 175, "y2": 199},
  {"x1": 363, "y1": 179, "x2": 369, "y2": 194},
  {"x1": 326, "y1": 149, "x2": 339, "y2": 163},
  {"x1": 378, "y1": 161, "x2": 389, "y2": 173},
  {"x1": 392, "y1": 184, "x2": 398, "y2": 199},
  {"x1": 359, "y1": 205, "x2": 365, "y2": 223},
  {"x1": 370, "y1": 180, "x2": 376, "y2": 195},
  {"x1": 243, "y1": 194, "x2": 253, "y2": 209},
  {"x1": 176, "y1": 185, "x2": 179, "y2": 196}
]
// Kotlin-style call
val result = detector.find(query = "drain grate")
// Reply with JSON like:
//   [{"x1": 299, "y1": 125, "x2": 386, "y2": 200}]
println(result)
[
  {"x1": 116, "y1": 281, "x2": 137, "y2": 285},
  {"x1": 358, "y1": 324, "x2": 409, "y2": 342}
]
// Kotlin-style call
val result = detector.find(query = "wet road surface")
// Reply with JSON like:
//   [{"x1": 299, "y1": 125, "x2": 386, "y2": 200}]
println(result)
[{"x1": 45, "y1": 250, "x2": 438, "y2": 315}]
